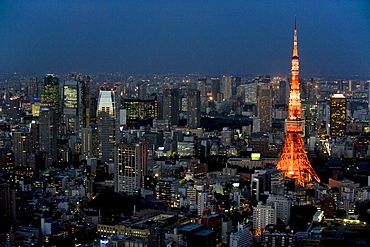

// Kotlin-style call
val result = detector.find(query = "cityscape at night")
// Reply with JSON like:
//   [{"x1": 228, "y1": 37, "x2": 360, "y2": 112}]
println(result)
[{"x1": 0, "y1": 1, "x2": 370, "y2": 247}]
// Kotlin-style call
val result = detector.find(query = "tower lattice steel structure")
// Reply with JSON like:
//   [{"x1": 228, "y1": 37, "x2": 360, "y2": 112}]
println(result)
[{"x1": 276, "y1": 21, "x2": 321, "y2": 186}]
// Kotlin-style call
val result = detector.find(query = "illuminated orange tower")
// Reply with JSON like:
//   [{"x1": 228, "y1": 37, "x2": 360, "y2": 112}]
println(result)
[{"x1": 276, "y1": 20, "x2": 321, "y2": 186}]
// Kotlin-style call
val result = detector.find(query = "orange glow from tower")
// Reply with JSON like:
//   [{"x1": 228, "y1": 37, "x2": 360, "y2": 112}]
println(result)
[{"x1": 276, "y1": 20, "x2": 321, "y2": 186}]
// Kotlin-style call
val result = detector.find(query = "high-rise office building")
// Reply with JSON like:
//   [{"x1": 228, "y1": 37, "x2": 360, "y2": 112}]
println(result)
[
  {"x1": 330, "y1": 94, "x2": 346, "y2": 137},
  {"x1": 186, "y1": 89, "x2": 201, "y2": 128},
  {"x1": 221, "y1": 75, "x2": 232, "y2": 100},
  {"x1": 278, "y1": 81, "x2": 288, "y2": 105},
  {"x1": 198, "y1": 78, "x2": 207, "y2": 113},
  {"x1": 123, "y1": 99, "x2": 158, "y2": 129},
  {"x1": 97, "y1": 87, "x2": 117, "y2": 163},
  {"x1": 81, "y1": 126, "x2": 94, "y2": 160},
  {"x1": 28, "y1": 77, "x2": 39, "y2": 100},
  {"x1": 115, "y1": 142, "x2": 148, "y2": 194},
  {"x1": 13, "y1": 130, "x2": 31, "y2": 167},
  {"x1": 245, "y1": 82, "x2": 257, "y2": 103},
  {"x1": 257, "y1": 83, "x2": 272, "y2": 132},
  {"x1": 79, "y1": 75, "x2": 92, "y2": 127},
  {"x1": 162, "y1": 89, "x2": 180, "y2": 126},
  {"x1": 41, "y1": 74, "x2": 60, "y2": 121},
  {"x1": 232, "y1": 76, "x2": 241, "y2": 96},
  {"x1": 211, "y1": 78, "x2": 221, "y2": 101},
  {"x1": 39, "y1": 107, "x2": 58, "y2": 162},
  {"x1": 62, "y1": 80, "x2": 79, "y2": 133}
]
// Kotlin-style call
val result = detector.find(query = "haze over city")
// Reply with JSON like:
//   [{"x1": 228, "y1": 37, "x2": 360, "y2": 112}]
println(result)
[{"x1": 0, "y1": 0, "x2": 369, "y2": 77}]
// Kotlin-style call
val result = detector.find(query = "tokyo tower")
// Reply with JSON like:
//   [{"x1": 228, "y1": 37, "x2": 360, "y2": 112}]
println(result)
[{"x1": 276, "y1": 21, "x2": 321, "y2": 187}]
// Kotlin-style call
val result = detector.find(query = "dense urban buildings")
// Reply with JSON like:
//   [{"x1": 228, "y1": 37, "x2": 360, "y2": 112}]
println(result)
[{"x1": 0, "y1": 28, "x2": 369, "y2": 247}]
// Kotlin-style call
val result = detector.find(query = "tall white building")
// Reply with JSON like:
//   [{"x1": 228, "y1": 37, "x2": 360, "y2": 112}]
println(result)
[
  {"x1": 97, "y1": 87, "x2": 116, "y2": 163},
  {"x1": 266, "y1": 195, "x2": 292, "y2": 225},
  {"x1": 253, "y1": 201, "x2": 276, "y2": 233}
]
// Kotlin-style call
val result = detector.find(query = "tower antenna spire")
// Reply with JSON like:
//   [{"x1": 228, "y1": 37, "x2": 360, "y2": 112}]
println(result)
[{"x1": 294, "y1": 15, "x2": 296, "y2": 30}]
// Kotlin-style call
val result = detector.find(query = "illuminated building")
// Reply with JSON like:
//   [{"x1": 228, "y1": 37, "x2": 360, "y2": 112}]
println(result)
[
  {"x1": 253, "y1": 201, "x2": 276, "y2": 235},
  {"x1": 41, "y1": 74, "x2": 60, "y2": 121},
  {"x1": 62, "y1": 80, "x2": 78, "y2": 133},
  {"x1": 13, "y1": 130, "x2": 31, "y2": 167},
  {"x1": 123, "y1": 99, "x2": 158, "y2": 129},
  {"x1": 31, "y1": 100, "x2": 41, "y2": 117},
  {"x1": 115, "y1": 142, "x2": 148, "y2": 194},
  {"x1": 97, "y1": 87, "x2": 116, "y2": 163},
  {"x1": 156, "y1": 177, "x2": 180, "y2": 206},
  {"x1": 61, "y1": 75, "x2": 92, "y2": 132},
  {"x1": 329, "y1": 93, "x2": 346, "y2": 137},
  {"x1": 276, "y1": 21, "x2": 321, "y2": 186}
]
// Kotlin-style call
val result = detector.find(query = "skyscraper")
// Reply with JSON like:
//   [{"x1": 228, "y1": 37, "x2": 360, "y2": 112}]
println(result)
[
  {"x1": 257, "y1": 82, "x2": 272, "y2": 132},
  {"x1": 41, "y1": 74, "x2": 60, "y2": 121},
  {"x1": 211, "y1": 78, "x2": 221, "y2": 101},
  {"x1": 278, "y1": 81, "x2": 288, "y2": 105},
  {"x1": 197, "y1": 78, "x2": 207, "y2": 112},
  {"x1": 186, "y1": 89, "x2": 201, "y2": 128},
  {"x1": 221, "y1": 75, "x2": 232, "y2": 100},
  {"x1": 13, "y1": 130, "x2": 31, "y2": 167},
  {"x1": 81, "y1": 126, "x2": 94, "y2": 160},
  {"x1": 330, "y1": 94, "x2": 346, "y2": 137},
  {"x1": 97, "y1": 87, "x2": 117, "y2": 163},
  {"x1": 79, "y1": 75, "x2": 92, "y2": 127},
  {"x1": 115, "y1": 142, "x2": 148, "y2": 194},
  {"x1": 39, "y1": 107, "x2": 58, "y2": 162},
  {"x1": 28, "y1": 77, "x2": 39, "y2": 100},
  {"x1": 162, "y1": 89, "x2": 180, "y2": 126},
  {"x1": 62, "y1": 80, "x2": 78, "y2": 133}
]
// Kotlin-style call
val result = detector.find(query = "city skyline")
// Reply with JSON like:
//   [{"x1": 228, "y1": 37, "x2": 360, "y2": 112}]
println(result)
[{"x1": 0, "y1": 0, "x2": 369, "y2": 77}]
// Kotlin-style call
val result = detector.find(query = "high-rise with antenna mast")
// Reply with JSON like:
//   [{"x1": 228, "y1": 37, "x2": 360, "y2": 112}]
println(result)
[{"x1": 276, "y1": 20, "x2": 321, "y2": 186}]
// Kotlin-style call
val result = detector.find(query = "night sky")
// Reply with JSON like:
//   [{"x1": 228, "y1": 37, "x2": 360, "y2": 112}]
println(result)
[{"x1": 0, "y1": 0, "x2": 369, "y2": 77}]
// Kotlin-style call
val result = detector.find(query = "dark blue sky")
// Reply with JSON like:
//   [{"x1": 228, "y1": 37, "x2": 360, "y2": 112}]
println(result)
[{"x1": 0, "y1": 0, "x2": 369, "y2": 77}]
